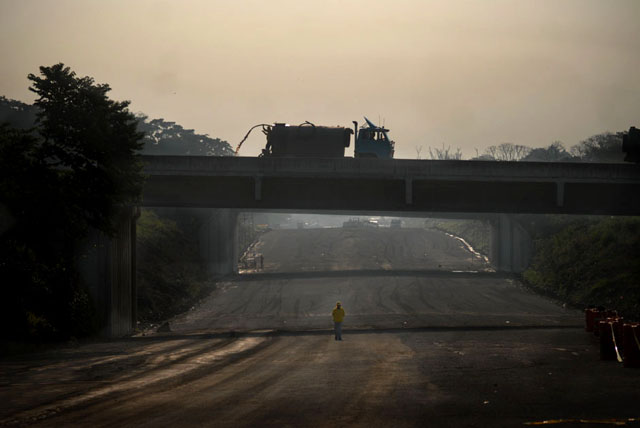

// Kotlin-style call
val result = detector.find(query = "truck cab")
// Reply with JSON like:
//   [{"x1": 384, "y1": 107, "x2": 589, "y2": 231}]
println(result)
[{"x1": 354, "y1": 117, "x2": 395, "y2": 159}]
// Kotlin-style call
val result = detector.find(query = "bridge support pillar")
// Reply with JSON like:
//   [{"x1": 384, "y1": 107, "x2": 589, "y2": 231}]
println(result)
[
  {"x1": 490, "y1": 214, "x2": 532, "y2": 273},
  {"x1": 199, "y1": 209, "x2": 239, "y2": 276},
  {"x1": 77, "y1": 206, "x2": 138, "y2": 338},
  {"x1": 77, "y1": 208, "x2": 238, "y2": 338}
]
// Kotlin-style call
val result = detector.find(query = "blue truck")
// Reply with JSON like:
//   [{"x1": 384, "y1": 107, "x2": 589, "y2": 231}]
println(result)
[{"x1": 353, "y1": 117, "x2": 395, "y2": 159}]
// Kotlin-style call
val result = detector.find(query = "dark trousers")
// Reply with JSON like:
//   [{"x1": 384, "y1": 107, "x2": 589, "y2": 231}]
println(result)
[{"x1": 334, "y1": 322, "x2": 343, "y2": 340}]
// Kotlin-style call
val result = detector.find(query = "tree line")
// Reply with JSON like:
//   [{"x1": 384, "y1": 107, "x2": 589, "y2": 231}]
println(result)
[
  {"x1": 0, "y1": 101, "x2": 234, "y2": 157},
  {"x1": 426, "y1": 133, "x2": 625, "y2": 163}
]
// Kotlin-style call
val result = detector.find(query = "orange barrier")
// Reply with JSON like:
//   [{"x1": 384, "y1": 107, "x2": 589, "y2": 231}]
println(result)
[
  {"x1": 593, "y1": 310, "x2": 617, "y2": 337},
  {"x1": 585, "y1": 308, "x2": 599, "y2": 332},
  {"x1": 622, "y1": 323, "x2": 640, "y2": 368}
]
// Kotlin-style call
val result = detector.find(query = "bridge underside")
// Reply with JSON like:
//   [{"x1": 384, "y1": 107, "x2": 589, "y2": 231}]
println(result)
[
  {"x1": 143, "y1": 175, "x2": 639, "y2": 215},
  {"x1": 141, "y1": 156, "x2": 640, "y2": 215}
]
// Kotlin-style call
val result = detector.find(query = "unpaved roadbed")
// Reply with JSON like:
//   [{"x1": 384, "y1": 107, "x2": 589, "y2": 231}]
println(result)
[
  {"x1": 2, "y1": 228, "x2": 637, "y2": 427},
  {"x1": 4, "y1": 328, "x2": 639, "y2": 427}
]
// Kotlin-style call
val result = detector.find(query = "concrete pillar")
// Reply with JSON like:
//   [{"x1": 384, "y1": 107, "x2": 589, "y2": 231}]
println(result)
[
  {"x1": 131, "y1": 207, "x2": 140, "y2": 330},
  {"x1": 491, "y1": 214, "x2": 510, "y2": 272},
  {"x1": 77, "y1": 207, "x2": 137, "y2": 337},
  {"x1": 199, "y1": 209, "x2": 239, "y2": 276},
  {"x1": 78, "y1": 207, "x2": 238, "y2": 337},
  {"x1": 490, "y1": 214, "x2": 532, "y2": 273}
]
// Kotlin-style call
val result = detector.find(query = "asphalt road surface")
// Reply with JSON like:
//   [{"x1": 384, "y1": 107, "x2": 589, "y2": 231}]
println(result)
[{"x1": 2, "y1": 228, "x2": 639, "y2": 427}]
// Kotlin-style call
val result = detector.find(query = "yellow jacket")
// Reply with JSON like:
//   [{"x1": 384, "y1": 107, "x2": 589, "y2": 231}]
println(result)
[{"x1": 332, "y1": 307, "x2": 345, "y2": 322}]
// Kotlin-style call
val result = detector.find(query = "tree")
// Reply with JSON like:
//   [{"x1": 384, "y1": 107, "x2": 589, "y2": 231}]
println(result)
[
  {"x1": 522, "y1": 141, "x2": 574, "y2": 162},
  {"x1": 484, "y1": 143, "x2": 531, "y2": 161},
  {"x1": 28, "y1": 63, "x2": 145, "y2": 233},
  {"x1": 470, "y1": 148, "x2": 494, "y2": 161},
  {"x1": 570, "y1": 132, "x2": 624, "y2": 163},
  {"x1": 428, "y1": 143, "x2": 463, "y2": 160},
  {"x1": 0, "y1": 124, "x2": 86, "y2": 340},
  {"x1": 0, "y1": 96, "x2": 38, "y2": 130},
  {"x1": 415, "y1": 145, "x2": 423, "y2": 159},
  {"x1": 1, "y1": 64, "x2": 146, "y2": 340},
  {"x1": 137, "y1": 115, "x2": 234, "y2": 156}
]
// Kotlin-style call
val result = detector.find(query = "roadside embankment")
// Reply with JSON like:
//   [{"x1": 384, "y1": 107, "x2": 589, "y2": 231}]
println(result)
[
  {"x1": 426, "y1": 216, "x2": 640, "y2": 320},
  {"x1": 425, "y1": 219, "x2": 491, "y2": 260},
  {"x1": 522, "y1": 217, "x2": 640, "y2": 320}
]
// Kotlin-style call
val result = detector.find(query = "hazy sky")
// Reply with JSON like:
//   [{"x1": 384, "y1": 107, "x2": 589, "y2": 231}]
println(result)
[{"x1": 1, "y1": 0, "x2": 639, "y2": 158}]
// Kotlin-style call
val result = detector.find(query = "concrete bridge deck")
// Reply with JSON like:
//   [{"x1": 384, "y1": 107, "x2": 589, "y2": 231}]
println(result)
[{"x1": 142, "y1": 156, "x2": 640, "y2": 215}]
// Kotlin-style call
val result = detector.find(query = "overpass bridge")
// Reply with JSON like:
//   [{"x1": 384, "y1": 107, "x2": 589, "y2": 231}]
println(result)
[
  {"x1": 89, "y1": 156, "x2": 640, "y2": 337},
  {"x1": 141, "y1": 156, "x2": 640, "y2": 215}
]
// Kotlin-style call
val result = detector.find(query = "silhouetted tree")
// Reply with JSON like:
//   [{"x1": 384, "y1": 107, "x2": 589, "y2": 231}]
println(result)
[
  {"x1": 470, "y1": 148, "x2": 495, "y2": 161},
  {"x1": 0, "y1": 96, "x2": 38, "y2": 130},
  {"x1": 485, "y1": 143, "x2": 531, "y2": 161},
  {"x1": 28, "y1": 63, "x2": 145, "y2": 233},
  {"x1": 428, "y1": 143, "x2": 463, "y2": 160},
  {"x1": 0, "y1": 124, "x2": 89, "y2": 340},
  {"x1": 415, "y1": 145, "x2": 423, "y2": 159},
  {"x1": 570, "y1": 132, "x2": 624, "y2": 163},
  {"x1": 137, "y1": 115, "x2": 234, "y2": 156},
  {"x1": 522, "y1": 141, "x2": 574, "y2": 162}
]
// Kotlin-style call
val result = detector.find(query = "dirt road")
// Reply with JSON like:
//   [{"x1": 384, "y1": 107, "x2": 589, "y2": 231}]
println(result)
[
  {"x1": 172, "y1": 228, "x2": 576, "y2": 332},
  {"x1": 248, "y1": 227, "x2": 486, "y2": 272},
  {"x1": 2, "y1": 228, "x2": 638, "y2": 427}
]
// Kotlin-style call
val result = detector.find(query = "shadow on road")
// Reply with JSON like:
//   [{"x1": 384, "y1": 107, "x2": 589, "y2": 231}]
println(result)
[
  {"x1": 146, "y1": 324, "x2": 584, "y2": 342},
  {"x1": 232, "y1": 269, "x2": 507, "y2": 282}
]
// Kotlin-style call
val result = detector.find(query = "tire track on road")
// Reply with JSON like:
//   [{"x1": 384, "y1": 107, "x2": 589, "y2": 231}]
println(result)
[{"x1": 3, "y1": 335, "x2": 270, "y2": 428}]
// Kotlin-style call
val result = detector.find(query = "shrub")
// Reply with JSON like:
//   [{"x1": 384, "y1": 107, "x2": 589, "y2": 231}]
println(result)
[{"x1": 524, "y1": 217, "x2": 640, "y2": 319}]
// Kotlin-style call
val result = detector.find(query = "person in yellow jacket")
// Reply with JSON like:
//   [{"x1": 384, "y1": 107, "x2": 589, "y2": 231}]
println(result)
[{"x1": 332, "y1": 302, "x2": 345, "y2": 341}]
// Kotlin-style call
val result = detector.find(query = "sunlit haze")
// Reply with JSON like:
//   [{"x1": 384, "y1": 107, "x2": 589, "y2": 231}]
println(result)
[{"x1": 1, "y1": 0, "x2": 639, "y2": 158}]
